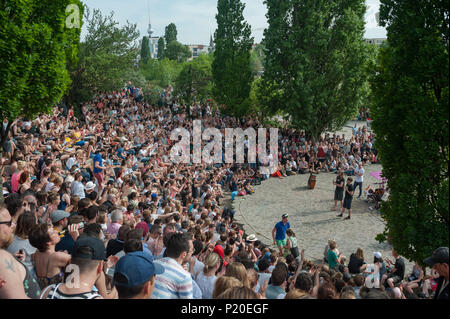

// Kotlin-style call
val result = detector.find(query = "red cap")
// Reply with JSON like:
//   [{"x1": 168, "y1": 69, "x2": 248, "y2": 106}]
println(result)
[
  {"x1": 214, "y1": 245, "x2": 225, "y2": 260},
  {"x1": 135, "y1": 222, "x2": 149, "y2": 237}
]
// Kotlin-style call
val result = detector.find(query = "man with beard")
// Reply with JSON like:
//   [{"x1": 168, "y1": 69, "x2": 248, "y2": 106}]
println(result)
[{"x1": 0, "y1": 204, "x2": 41, "y2": 298}]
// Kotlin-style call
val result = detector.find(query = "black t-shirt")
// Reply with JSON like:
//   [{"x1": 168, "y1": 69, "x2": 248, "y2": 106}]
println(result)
[
  {"x1": 335, "y1": 176, "x2": 345, "y2": 192},
  {"x1": 434, "y1": 277, "x2": 449, "y2": 300},
  {"x1": 344, "y1": 184, "x2": 354, "y2": 200},
  {"x1": 393, "y1": 257, "x2": 405, "y2": 279},
  {"x1": 348, "y1": 253, "x2": 365, "y2": 274}
]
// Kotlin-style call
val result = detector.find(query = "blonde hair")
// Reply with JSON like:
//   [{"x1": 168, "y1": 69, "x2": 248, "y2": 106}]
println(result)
[
  {"x1": 17, "y1": 161, "x2": 26, "y2": 171},
  {"x1": 212, "y1": 276, "x2": 242, "y2": 299},
  {"x1": 225, "y1": 262, "x2": 250, "y2": 288},
  {"x1": 216, "y1": 286, "x2": 258, "y2": 299},
  {"x1": 246, "y1": 268, "x2": 258, "y2": 290},
  {"x1": 203, "y1": 253, "x2": 220, "y2": 274}
]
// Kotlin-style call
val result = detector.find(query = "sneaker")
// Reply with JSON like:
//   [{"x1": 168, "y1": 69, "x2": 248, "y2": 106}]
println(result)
[
  {"x1": 337, "y1": 214, "x2": 343, "y2": 217},
  {"x1": 344, "y1": 216, "x2": 351, "y2": 220}
]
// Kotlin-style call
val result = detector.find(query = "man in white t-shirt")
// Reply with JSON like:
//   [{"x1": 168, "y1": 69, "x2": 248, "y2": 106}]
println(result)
[{"x1": 353, "y1": 163, "x2": 364, "y2": 198}]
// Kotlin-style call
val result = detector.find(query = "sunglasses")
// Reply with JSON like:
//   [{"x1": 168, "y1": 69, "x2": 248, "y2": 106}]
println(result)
[{"x1": 0, "y1": 219, "x2": 13, "y2": 227}]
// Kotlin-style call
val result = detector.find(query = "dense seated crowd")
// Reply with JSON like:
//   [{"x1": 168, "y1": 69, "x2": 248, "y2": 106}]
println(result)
[{"x1": 0, "y1": 83, "x2": 447, "y2": 299}]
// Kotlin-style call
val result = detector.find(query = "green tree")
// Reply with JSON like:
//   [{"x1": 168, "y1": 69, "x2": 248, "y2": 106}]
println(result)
[
  {"x1": 164, "y1": 23, "x2": 177, "y2": 44},
  {"x1": 165, "y1": 40, "x2": 192, "y2": 62},
  {"x1": 372, "y1": 0, "x2": 449, "y2": 265},
  {"x1": 140, "y1": 58, "x2": 184, "y2": 88},
  {"x1": 0, "y1": 0, "x2": 83, "y2": 203},
  {"x1": 0, "y1": 0, "x2": 83, "y2": 149},
  {"x1": 250, "y1": 49, "x2": 263, "y2": 76},
  {"x1": 260, "y1": 0, "x2": 370, "y2": 140},
  {"x1": 212, "y1": 0, "x2": 254, "y2": 116},
  {"x1": 157, "y1": 37, "x2": 165, "y2": 60},
  {"x1": 140, "y1": 36, "x2": 151, "y2": 64},
  {"x1": 65, "y1": 8, "x2": 140, "y2": 106},
  {"x1": 175, "y1": 54, "x2": 213, "y2": 109}
]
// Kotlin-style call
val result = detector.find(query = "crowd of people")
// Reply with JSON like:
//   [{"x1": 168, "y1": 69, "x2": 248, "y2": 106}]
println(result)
[{"x1": 0, "y1": 83, "x2": 447, "y2": 299}]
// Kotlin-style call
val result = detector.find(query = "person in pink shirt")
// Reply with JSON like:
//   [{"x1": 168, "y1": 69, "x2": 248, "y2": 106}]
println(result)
[
  {"x1": 106, "y1": 209, "x2": 123, "y2": 237},
  {"x1": 11, "y1": 161, "x2": 26, "y2": 194}
]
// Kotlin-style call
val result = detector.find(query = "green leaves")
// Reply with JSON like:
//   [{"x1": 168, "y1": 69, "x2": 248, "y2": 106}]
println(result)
[
  {"x1": 140, "y1": 36, "x2": 151, "y2": 64},
  {"x1": 0, "y1": 0, "x2": 82, "y2": 126},
  {"x1": 165, "y1": 40, "x2": 192, "y2": 62},
  {"x1": 212, "y1": 0, "x2": 254, "y2": 116},
  {"x1": 372, "y1": 0, "x2": 449, "y2": 265},
  {"x1": 175, "y1": 54, "x2": 213, "y2": 106},
  {"x1": 164, "y1": 23, "x2": 177, "y2": 44},
  {"x1": 261, "y1": 0, "x2": 370, "y2": 139},
  {"x1": 65, "y1": 7, "x2": 140, "y2": 105}
]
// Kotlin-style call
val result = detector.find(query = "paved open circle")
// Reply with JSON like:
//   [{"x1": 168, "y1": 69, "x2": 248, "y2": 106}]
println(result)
[{"x1": 233, "y1": 163, "x2": 406, "y2": 266}]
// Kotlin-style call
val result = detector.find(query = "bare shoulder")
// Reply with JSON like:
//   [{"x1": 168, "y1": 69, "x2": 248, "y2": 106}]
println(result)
[{"x1": 0, "y1": 249, "x2": 28, "y2": 299}]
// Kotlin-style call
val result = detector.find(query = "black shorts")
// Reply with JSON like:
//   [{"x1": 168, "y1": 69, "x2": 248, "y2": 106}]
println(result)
[
  {"x1": 343, "y1": 197, "x2": 353, "y2": 209},
  {"x1": 334, "y1": 189, "x2": 344, "y2": 201},
  {"x1": 386, "y1": 274, "x2": 402, "y2": 286}
]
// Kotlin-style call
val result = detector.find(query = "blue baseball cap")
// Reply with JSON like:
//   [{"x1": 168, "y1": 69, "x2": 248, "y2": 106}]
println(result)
[
  {"x1": 114, "y1": 251, "x2": 164, "y2": 288},
  {"x1": 151, "y1": 193, "x2": 158, "y2": 199}
]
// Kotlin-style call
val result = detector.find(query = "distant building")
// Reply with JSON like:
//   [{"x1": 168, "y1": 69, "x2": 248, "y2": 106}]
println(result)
[
  {"x1": 146, "y1": 9, "x2": 160, "y2": 59},
  {"x1": 188, "y1": 44, "x2": 211, "y2": 61},
  {"x1": 365, "y1": 38, "x2": 387, "y2": 46}
]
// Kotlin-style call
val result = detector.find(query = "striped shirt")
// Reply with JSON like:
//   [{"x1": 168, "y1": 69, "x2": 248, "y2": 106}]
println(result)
[{"x1": 152, "y1": 257, "x2": 193, "y2": 299}]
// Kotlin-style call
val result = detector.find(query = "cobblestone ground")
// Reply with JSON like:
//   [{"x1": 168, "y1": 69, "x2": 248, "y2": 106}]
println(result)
[{"x1": 231, "y1": 121, "x2": 413, "y2": 273}]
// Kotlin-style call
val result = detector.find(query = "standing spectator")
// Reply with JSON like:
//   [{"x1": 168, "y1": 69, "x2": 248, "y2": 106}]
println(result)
[
  {"x1": 272, "y1": 213, "x2": 290, "y2": 256},
  {"x1": 93, "y1": 149, "x2": 106, "y2": 193},
  {"x1": 332, "y1": 170, "x2": 345, "y2": 211},
  {"x1": 424, "y1": 247, "x2": 448, "y2": 299},
  {"x1": 152, "y1": 233, "x2": 194, "y2": 299},
  {"x1": 337, "y1": 177, "x2": 354, "y2": 220},
  {"x1": 353, "y1": 163, "x2": 364, "y2": 199},
  {"x1": 113, "y1": 251, "x2": 164, "y2": 299},
  {"x1": 285, "y1": 228, "x2": 299, "y2": 259}
]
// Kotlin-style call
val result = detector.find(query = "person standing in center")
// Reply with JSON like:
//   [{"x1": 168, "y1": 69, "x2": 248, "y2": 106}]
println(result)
[
  {"x1": 353, "y1": 163, "x2": 364, "y2": 199},
  {"x1": 338, "y1": 178, "x2": 354, "y2": 220},
  {"x1": 272, "y1": 214, "x2": 291, "y2": 256},
  {"x1": 332, "y1": 170, "x2": 345, "y2": 211}
]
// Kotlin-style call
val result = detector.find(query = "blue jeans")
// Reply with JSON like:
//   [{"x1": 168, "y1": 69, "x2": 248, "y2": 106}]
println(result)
[{"x1": 353, "y1": 182, "x2": 363, "y2": 197}]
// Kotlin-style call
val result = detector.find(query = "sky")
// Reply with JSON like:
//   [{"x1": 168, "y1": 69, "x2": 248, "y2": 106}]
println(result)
[{"x1": 81, "y1": 0, "x2": 387, "y2": 45}]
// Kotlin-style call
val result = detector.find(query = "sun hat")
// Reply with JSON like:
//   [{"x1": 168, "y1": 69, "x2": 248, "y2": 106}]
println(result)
[
  {"x1": 246, "y1": 234, "x2": 258, "y2": 242},
  {"x1": 85, "y1": 181, "x2": 96, "y2": 191},
  {"x1": 373, "y1": 252, "x2": 382, "y2": 259}
]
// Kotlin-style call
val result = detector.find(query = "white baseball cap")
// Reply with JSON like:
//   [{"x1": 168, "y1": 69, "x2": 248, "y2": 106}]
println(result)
[{"x1": 374, "y1": 252, "x2": 382, "y2": 259}]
